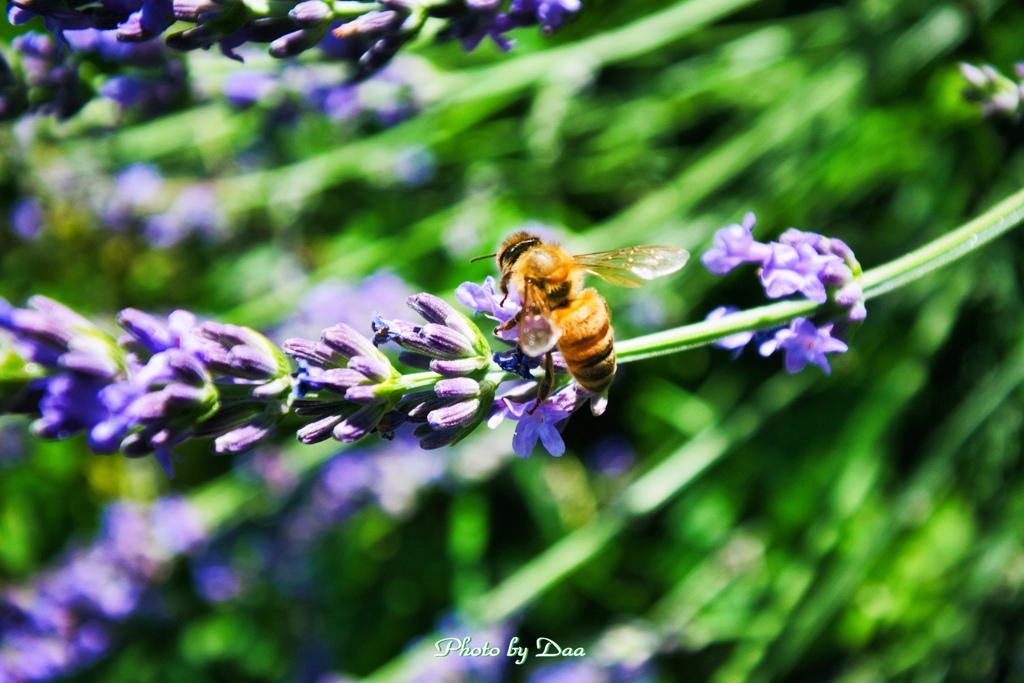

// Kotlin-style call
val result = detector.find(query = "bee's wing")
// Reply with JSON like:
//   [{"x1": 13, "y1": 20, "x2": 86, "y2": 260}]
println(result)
[
  {"x1": 519, "y1": 281, "x2": 562, "y2": 357},
  {"x1": 573, "y1": 246, "x2": 690, "y2": 287}
]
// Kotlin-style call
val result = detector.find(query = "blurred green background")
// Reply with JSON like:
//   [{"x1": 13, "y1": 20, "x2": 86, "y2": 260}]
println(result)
[{"x1": 4, "y1": 0, "x2": 1024, "y2": 680}]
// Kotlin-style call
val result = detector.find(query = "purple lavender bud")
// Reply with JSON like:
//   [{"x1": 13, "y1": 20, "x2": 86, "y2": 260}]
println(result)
[
  {"x1": 289, "y1": 0, "x2": 330, "y2": 26},
  {"x1": 408, "y1": 293, "x2": 481, "y2": 346},
  {"x1": 758, "y1": 318, "x2": 848, "y2": 375},
  {"x1": 834, "y1": 282, "x2": 863, "y2": 308},
  {"x1": 199, "y1": 321, "x2": 262, "y2": 348},
  {"x1": 429, "y1": 356, "x2": 491, "y2": 376},
  {"x1": 225, "y1": 344, "x2": 278, "y2": 379},
  {"x1": 406, "y1": 293, "x2": 457, "y2": 326},
  {"x1": 282, "y1": 337, "x2": 343, "y2": 367},
  {"x1": 434, "y1": 377, "x2": 480, "y2": 399},
  {"x1": 960, "y1": 62, "x2": 1022, "y2": 116},
  {"x1": 59, "y1": 349, "x2": 120, "y2": 378},
  {"x1": 165, "y1": 348, "x2": 209, "y2": 386},
  {"x1": 127, "y1": 384, "x2": 206, "y2": 420},
  {"x1": 321, "y1": 323, "x2": 379, "y2": 360},
  {"x1": 701, "y1": 212, "x2": 771, "y2": 275},
  {"x1": 332, "y1": 10, "x2": 399, "y2": 38},
  {"x1": 778, "y1": 227, "x2": 828, "y2": 252},
  {"x1": 344, "y1": 383, "x2": 394, "y2": 405},
  {"x1": 250, "y1": 376, "x2": 293, "y2": 400},
  {"x1": 404, "y1": 396, "x2": 451, "y2": 423},
  {"x1": 170, "y1": 0, "x2": 217, "y2": 21},
  {"x1": 117, "y1": 308, "x2": 177, "y2": 353},
  {"x1": 377, "y1": 319, "x2": 476, "y2": 359},
  {"x1": 427, "y1": 398, "x2": 480, "y2": 430},
  {"x1": 398, "y1": 351, "x2": 433, "y2": 370},
  {"x1": 213, "y1": 415, "x2": 275, "y2": 454},
  {"x1": 297, "y1": 414, "x2": 344, "y2": 444},
  {"x1": 6, "y1": 309, "x2": 75, "y2": 350},
  {"x1": 332, "y1": 403, "x2": 387, "y2": 442},
  {"x1": 347, "y1": 355, "x2": 391, "y2": 383},
  {"x1": 270, "y1": 26, "x2": 328, "y2": 58},
  {"x1": 818, "y1": 260, "x2": 853, "y2": 287},
  {"x1": 318, "y1": 367, "x2": 370, "y2": 394},
  {"x1": 116, "y1": 12, "x2": 151, "y2": 41}
]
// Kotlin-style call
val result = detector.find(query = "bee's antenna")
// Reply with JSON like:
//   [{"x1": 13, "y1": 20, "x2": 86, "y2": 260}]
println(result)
[{"x1": 469, "y1": 253, "x2": 497, "y2": 263}]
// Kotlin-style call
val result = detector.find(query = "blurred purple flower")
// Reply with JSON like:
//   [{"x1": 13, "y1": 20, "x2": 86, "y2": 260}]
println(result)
[
  {"x1": 222, "y1": 69, "x2": 278, "y2": 107},
  {"x1": 192, "y1": 561, "x2": 242, "y2": 602},
  {"x1": 0, "y1": 497, "x2": 207, "y2": 680},
  {"x1": 10, "y1": 197, "x2": 43, "y2": 239},
  {"x1": 590, "y1": 435, "x2": 635, "y2": 476},
  {"x1": 143, "y1": 183, "x2": 223, "y2": 246},
  {"x1": 758, "y1": 317, "x2": 848, "y2": 375},
  {"x1": 704, "y1": 306, "x2": 755, "y2": 354}
]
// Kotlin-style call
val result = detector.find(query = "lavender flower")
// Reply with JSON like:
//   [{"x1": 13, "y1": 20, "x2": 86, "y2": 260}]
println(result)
[
  {"x1": 488, "y1": 383, "x2": 584, "y2": 458},
  {"x1": 700, "y1": 212, "x2": 770, "y2": 275},
  {"x1": 456, "y1": 275, "x2": 521, "y2": 343},
  {"x1": 702, "y1": 214, "x2": 864, "y2": 373},
  {"x1": 758, "y1": 317, "x2": 848, "y2": 375},
  {"x1": 0, "y1": 297, "x2": 295, "y2": 474}
]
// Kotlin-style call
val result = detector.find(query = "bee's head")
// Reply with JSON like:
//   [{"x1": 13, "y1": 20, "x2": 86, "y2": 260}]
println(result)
[{"x1": 495, "y1": 232, "x2": 542, "y2": 273}]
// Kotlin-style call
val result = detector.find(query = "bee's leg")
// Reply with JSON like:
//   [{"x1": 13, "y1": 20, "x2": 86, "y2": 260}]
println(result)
[
  {"x1": 528, "y1": 351, "x2": 556, "y2": 414},
  {"x1": 494, "y1": 309, "x2": 521, "y2": 335},
  {"x1": 499, "y1": 273, "x2": 513, "y2": 307}
]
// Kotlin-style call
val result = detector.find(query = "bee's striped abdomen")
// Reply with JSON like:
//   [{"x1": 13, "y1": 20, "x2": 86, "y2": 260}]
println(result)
[{"x1": 555, "y1": 290, "x2": 616, "y2": 394}]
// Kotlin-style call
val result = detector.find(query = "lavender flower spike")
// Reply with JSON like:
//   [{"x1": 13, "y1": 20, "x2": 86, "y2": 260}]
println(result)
[
  {"x1": 759, "y1": 318, "x2": 848, "y2": 375},
  {"x1": 285, "y1": 322, "x2": 405, "y2": 445},
  {"x1": 701, "y1": 212, "x2": 771, "y2": 275}
]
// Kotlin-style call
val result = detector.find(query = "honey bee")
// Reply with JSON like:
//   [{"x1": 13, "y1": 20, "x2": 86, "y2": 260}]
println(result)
[{"x1": 475, "y1": 232, "x2": 689, "y2": 404}]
